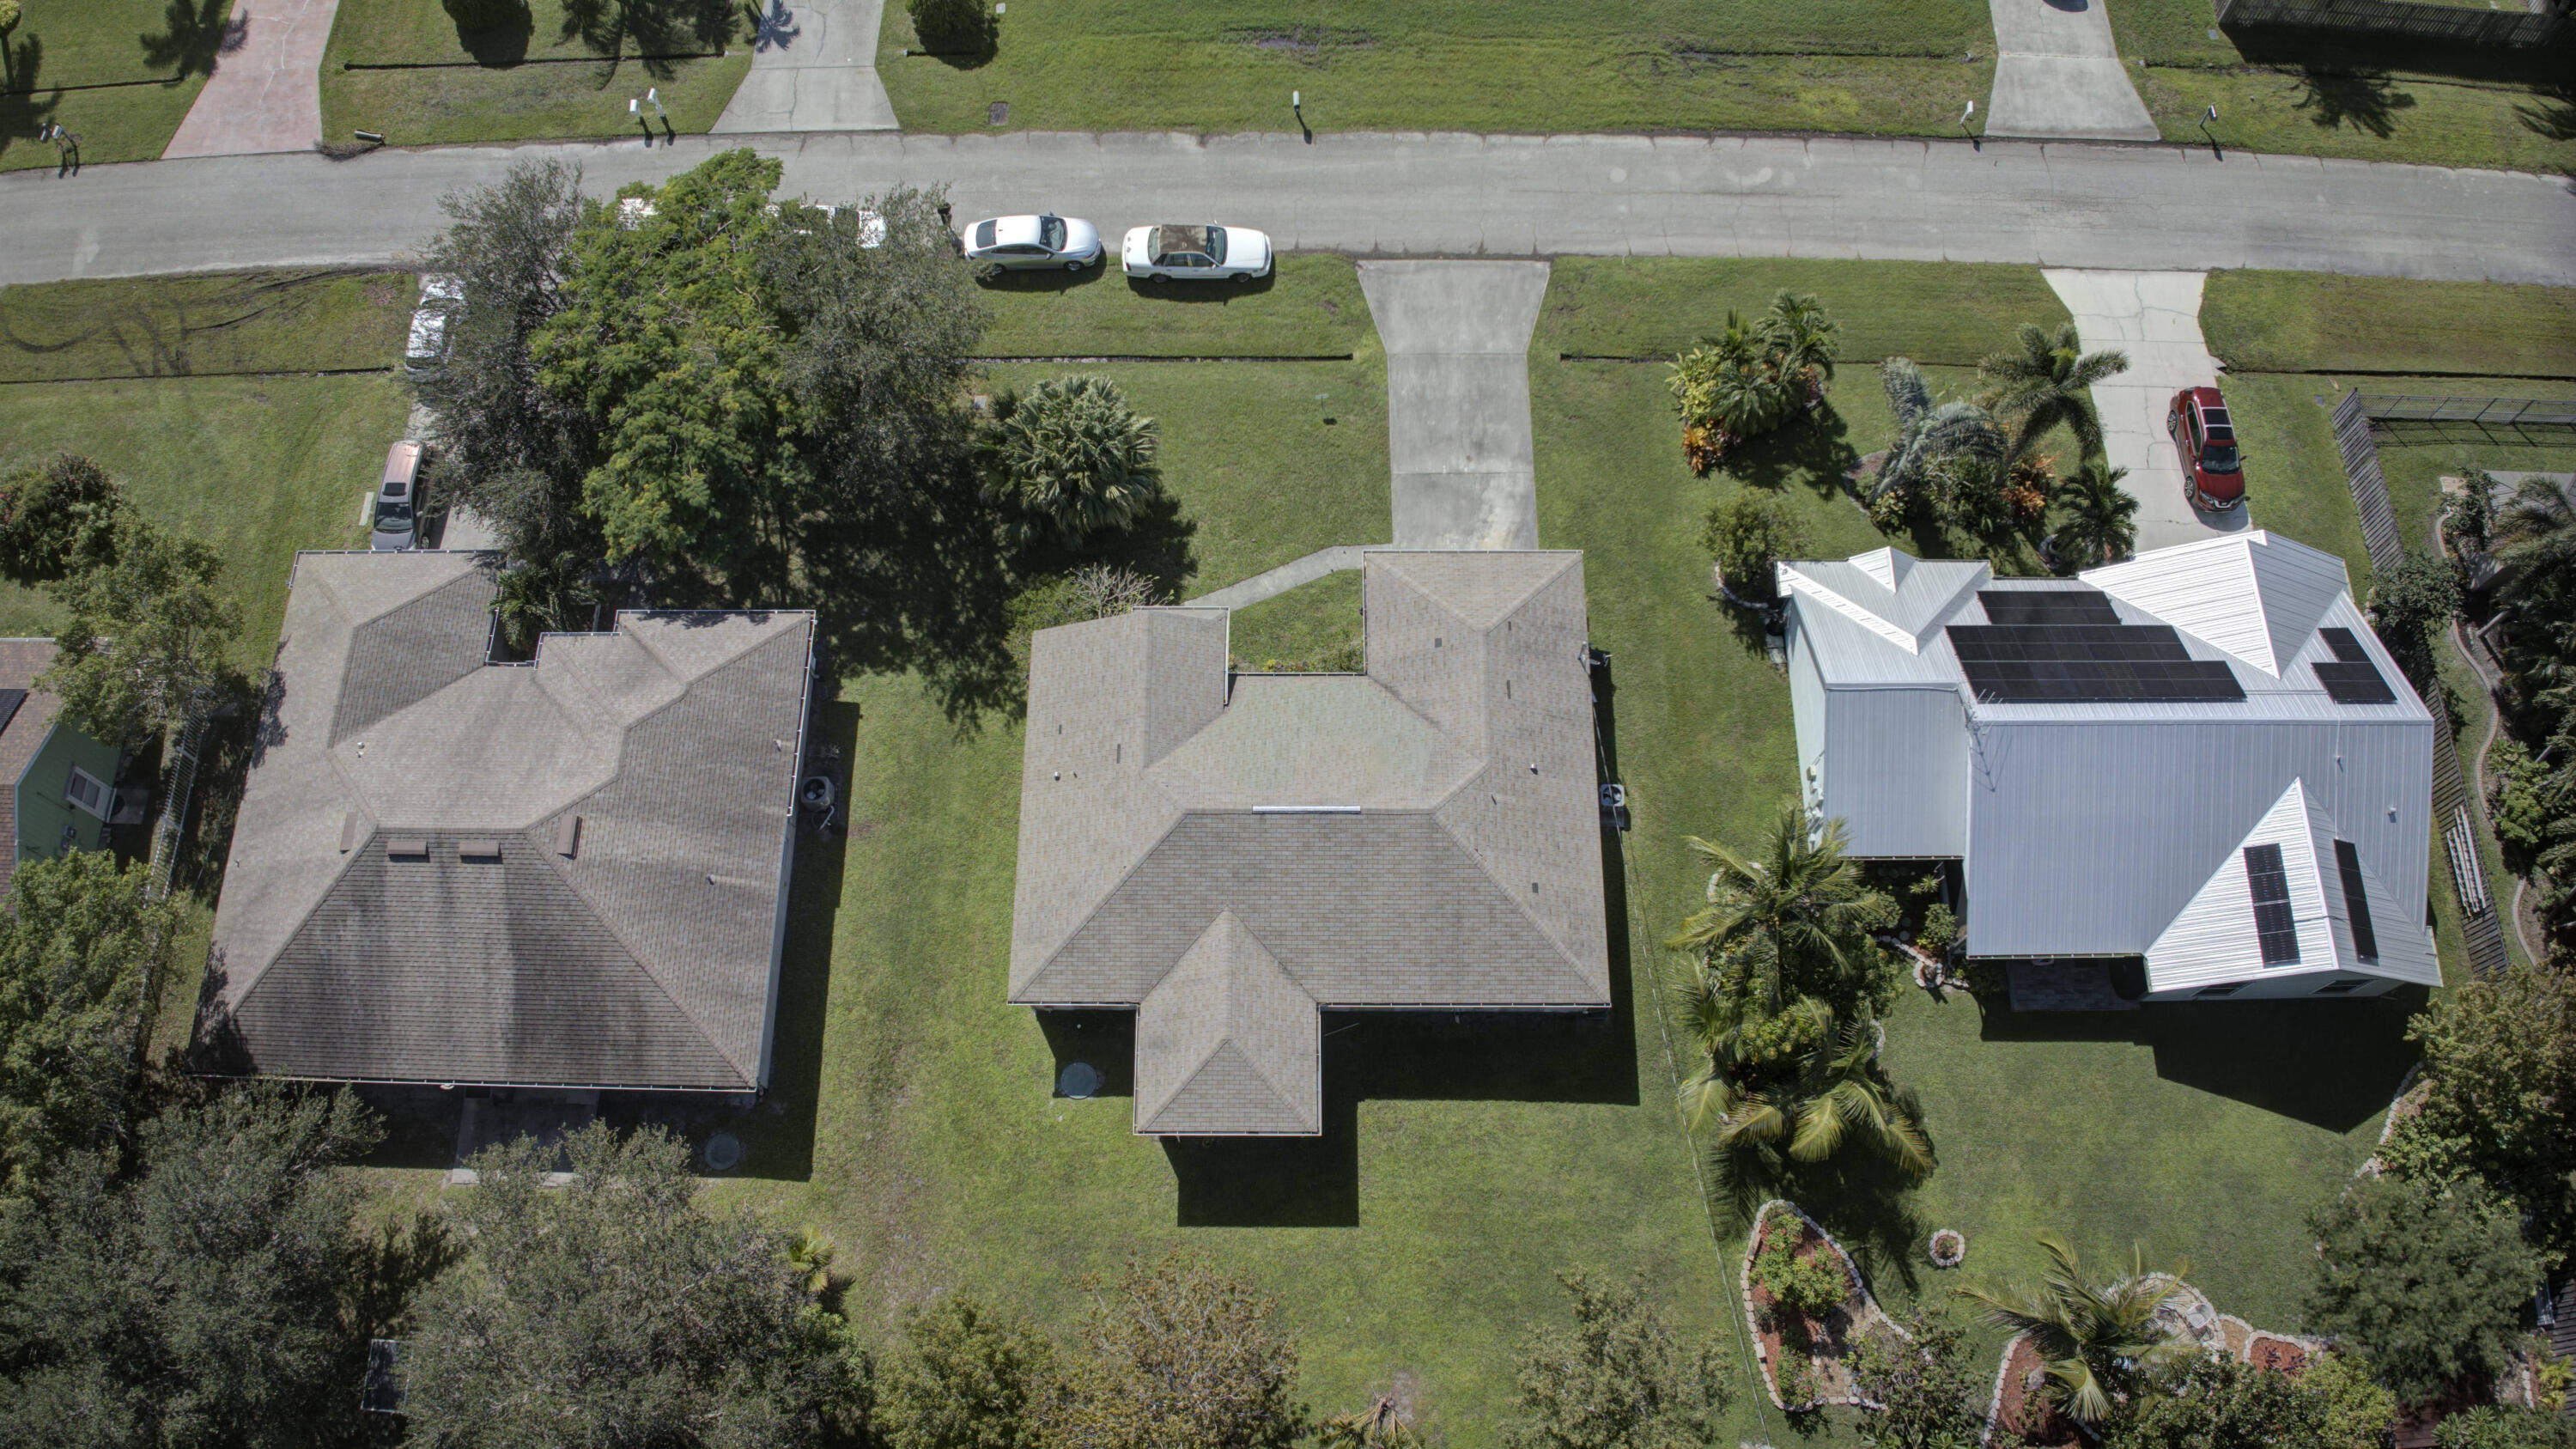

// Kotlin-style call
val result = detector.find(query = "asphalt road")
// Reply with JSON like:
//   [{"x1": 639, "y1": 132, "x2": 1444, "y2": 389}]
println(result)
[{"x1": 4, "y1": 130, "x2": 2573, "y2": 287}]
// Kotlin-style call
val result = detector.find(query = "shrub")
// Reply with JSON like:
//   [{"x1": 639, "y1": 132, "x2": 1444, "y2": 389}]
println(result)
[
  {"x1": 1700, "y1": 491, "x2": 1809, "y2": 604},
  {"x1": 1915, "y1": 904, "x2": 1957, "y2": 956},
  {"x1": 1753, "y1": 1215, "x2": 1850, "y2": 1326},
  {"x1": 1668, "y1": 293, "x2": 1839, "y2": 471},
  {"x1": 910, "y1": 0, "x2": 994, "y2": 49},
  {"x1": 2304, "y1": 1172, "x2": 2541, "y2": 1404},
  {"x1": 982, "y1": 375, "x2": 1163, "y2": 551},
  {"x1": 1505, "y1": 1271, "x2": 1735, "y2": 1449},
  {"x1": 441, "y1": 0, "x2": 530, "y2": 29},
  {"x1": 2436, "y1": 1407, "x2": 2576, "y2": 1449},
  {"x1": 2490, "y1": 736, "x2": 2547, "y2": 869},
  {"x1": 1850, "y1": 1307, "x2": 1986, "y2": 1449},
  {"x1": 0, "y1": 1, "x2": 21, "y2": 34}
]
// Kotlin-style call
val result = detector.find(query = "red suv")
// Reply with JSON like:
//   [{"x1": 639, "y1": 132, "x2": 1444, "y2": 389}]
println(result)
[{"x1": 2168, "y1": 387, "x2": 2245, "y2": 512}]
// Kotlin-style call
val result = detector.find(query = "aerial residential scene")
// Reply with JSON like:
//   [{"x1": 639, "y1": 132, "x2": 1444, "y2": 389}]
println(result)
[{"x1": 0, "y1": 0, "x2": 2572, "y2": 1443}]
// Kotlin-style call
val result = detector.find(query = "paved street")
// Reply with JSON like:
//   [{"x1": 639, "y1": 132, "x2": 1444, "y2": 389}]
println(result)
[{"x1": 3, "y1": 131, "x2": 2571, "y2": 287}]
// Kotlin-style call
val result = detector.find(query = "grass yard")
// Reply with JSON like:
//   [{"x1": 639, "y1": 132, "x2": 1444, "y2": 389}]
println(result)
[
  {"x1": 2136, "y1": 67, "x2": 2575, "y2": 174},
  {"x1": 0, "y1": 0, "x2": 232, "y2": 172},
  {"x1": 319, "y1": 0, "x2": 750, "y2": 149},
  {"x1": 976, "y1": 256, "x2": 1372, "y2": 359},
  {"x1": 2203, "y1": 271, "x2": 2576, "y2": 381},
  {"x1": 881, "y1": 0, "x2": 1995, "y2": 138},
  {"x1": 1226, "y1": 569, "x2": 1363, "y2": 670},
  {"x1": 1540, "y1": 258, "x2": 2071, "y2": 365},
  {"x1": 0, "y1": 269, "x2": 416, "y2": 382}
]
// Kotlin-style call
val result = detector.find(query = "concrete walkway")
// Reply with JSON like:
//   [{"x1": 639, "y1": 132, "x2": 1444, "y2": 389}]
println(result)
[
  {"x1": 6, "y1": 133, "x2": 2572, "y2": 289},
  {"x1": 714, "y1": 0, "x2": 897, "y2": 133},
  {"x1": 1187, "y1": 545, "x2": 1377, "y2": 609},
  {"x1": 1984, "y1": 0, "x2": 2158, "y2": 141},
  {"x1": 2044, "y1": 268, "x2": 2246, "y2": 551},
  {"x1": 1360, "y1": 261, "x2": 1552, "y2": 551},
  {"x1": 162, "y1": 0, "x2": 340, "y2": 159}
]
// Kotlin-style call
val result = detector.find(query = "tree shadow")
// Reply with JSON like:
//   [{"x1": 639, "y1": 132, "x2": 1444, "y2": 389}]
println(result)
[
  {"x1": 1127, "y1": 271, "x2": 1280, "y2": 304},
  {"x1": 1974, "y1": 990, "x2": 2421, "y2": 1133},
  {"x1": 558, "y1": 0, "x2": 737, "y2": 76},
  {"x1": 1704, "y1": 1131, "x2": 1933, "y2": 1306},
  {"x1": 0, "y1": 34, "x2": 60, "y2": 167},
  {"x1": 975, "y1": 265, "x2": 1111, "y2": 300},
  {"x1": 2518, "y1": 82, "x2": 2576, "y2": 143},
  {"x1": 347, "y1": 1206, "x2": 464, "y2": 1337},
  {"x1": 139, "y1": 0, "x2": 245, "y2": 82},
  {"x1": 456, "y1": 9, "x2": 537, "y2": 67},
  {"x1": 1716, "y1": 406, "x2": 1862, "y2": 502},
  {"x1": 2294, "y1": 68, "x2": 2415, "y2": 138}
]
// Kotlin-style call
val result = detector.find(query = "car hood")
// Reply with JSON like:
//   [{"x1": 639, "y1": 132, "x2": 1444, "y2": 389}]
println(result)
[
  {"x1": 2197, "y1": 470, "x2": 2245, "y2": 502},
  {"x1": 1062, "y1": 217, "x2": 1101, "y2": 254},
  {"x1": 1229, "y1": 228, "x2": 1273, "y2": 270}
]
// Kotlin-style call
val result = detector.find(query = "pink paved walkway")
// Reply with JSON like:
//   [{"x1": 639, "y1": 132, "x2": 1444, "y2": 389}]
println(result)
[{"x1": 162, "y1": 0, "x2": 341, "y2": 159}]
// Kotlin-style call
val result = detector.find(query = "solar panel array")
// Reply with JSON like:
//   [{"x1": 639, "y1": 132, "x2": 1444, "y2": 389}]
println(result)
[
  {"x1": 2312, "y1": 627, "x2": 2398, "y2": 705},
  {"x1": 2243, "y1": 843, "x2": 2301, "y2": 965},
  {"x1": 1976, "y1": 589, "x2": 2120, "y2": 627},
  {"x1": 1947, "y1": 618, "x2": 2247, "y2": 704},
  {"x1": 2333, "y1": 838, "x2": 2378, "y2": 961}
]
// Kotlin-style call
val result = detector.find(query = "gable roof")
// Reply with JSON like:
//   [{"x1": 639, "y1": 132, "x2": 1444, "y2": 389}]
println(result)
[
  {"x1": 1011, "y1": 551, "x2": 1608, "y2": 1135},
  {"x1": 1134, "y1": 914, "x2": 1321, "y2": 1135},
  {"x1": 203, "y1": 552, "x2": 815, "y2": 1090},
  {"x1": 2082, "y1": 531, "x2": 2350, "y2": 678}
]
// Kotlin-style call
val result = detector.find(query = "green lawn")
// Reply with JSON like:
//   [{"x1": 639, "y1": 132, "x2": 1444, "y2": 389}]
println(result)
[
  {"x1": 2132, "y1": 64, "x2": 2573, "y2": 174},
  {"x1": 0, "y1": 269, "x2": 415, "y2": 382},
  {"x1": 0, "y1": 0, "x2": 231, "y2": 172},
  {"x1": 975, "y1": 256, "x2": 1373, "y2": 359},
  {"x1": 319, "y1": 0, "x2": 750, "y2": 148},
  {"x1": 1540, "y1": 259, "x2": 2070, "y2": 365},
  {"x1": 880, "y1": 0, "x2": 1994, "y2": 138},
  {"x1": 1225, "y1": 569, "x2": 1364, "y2": 670},
  {"x1": 0, "y1": 374, "x2": 409, "y2": 666},
  {"x1": 2203, "y1": 272, "x2": 2576, "y2": 381}
]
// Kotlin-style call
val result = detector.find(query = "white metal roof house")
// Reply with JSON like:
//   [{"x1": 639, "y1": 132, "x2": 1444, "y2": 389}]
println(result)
[{"x1": 1778, "y1": 531, "x2": 2440, "y2": 1002}]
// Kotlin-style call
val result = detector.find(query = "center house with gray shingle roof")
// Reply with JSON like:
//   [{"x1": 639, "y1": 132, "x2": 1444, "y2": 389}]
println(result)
[
  {"x1": 199, "y1": 551, "x2": 815, "y2": 1093},
  {"x1": 1010, "y1": 551, "x2": 1610, "y2": 1136}
]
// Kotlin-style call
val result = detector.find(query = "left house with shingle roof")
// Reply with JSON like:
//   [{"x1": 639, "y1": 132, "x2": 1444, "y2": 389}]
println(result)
[{"x1": 197, "y1": 551, "x2": 817, "y2": 1093}]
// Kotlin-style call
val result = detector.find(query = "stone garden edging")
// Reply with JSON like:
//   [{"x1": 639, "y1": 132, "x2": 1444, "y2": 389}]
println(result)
[{"x1": 1739, "y1": 1198, "x2": 1912, "y2": 1412}]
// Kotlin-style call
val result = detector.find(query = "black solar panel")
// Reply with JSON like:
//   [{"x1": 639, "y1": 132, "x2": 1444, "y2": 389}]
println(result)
[
  {"x1": 2314, "y1": 662, "x2": 2397, "y2": 705},
  {"x1": 2244, "y1": 843, "x2": 2300, "y2": 965},
  {"x1": 1946, "y1": 623, "x2": 2248, "y2": 703},
  {"x1": 1977, "y1": 589, "x2": 2120, "y2": 627},
  {"x1": 2319, "y1": 628, "x2": 2371, "y2": 663},
  {"x1": 2333, "y1": 839, "x2": 2378, "y2": 961}
]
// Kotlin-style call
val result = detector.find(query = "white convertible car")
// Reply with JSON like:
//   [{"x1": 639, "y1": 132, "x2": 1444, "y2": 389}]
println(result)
[{"x1": 1120, "y1": 223, "x2": 1273, "y2": 283}]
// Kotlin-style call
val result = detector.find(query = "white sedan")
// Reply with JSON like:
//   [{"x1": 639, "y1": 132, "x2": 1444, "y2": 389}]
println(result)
[
  {"x1": 962, "y1": 213, "x2": 1103, "y2": 271},
  {"x1": 1121, "y1": 223, "x2": 1273, "y2": 283}
]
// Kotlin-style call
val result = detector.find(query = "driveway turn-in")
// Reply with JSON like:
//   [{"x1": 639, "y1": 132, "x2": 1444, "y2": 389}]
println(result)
[
  {"x1": 162, "y1": 0, "x2": 340, "y2": 159},
  {"x1": 1360, "y1": 261, "x2": 1551, "y2": 551},
  {"x1": 714, "y1": 0, "x2": 898, "y2": 133},
  {"x1": 2044, "y1": 268, "x2": 2245, "y2": 551},
  {"x1": 1982, "y1": 0, "x2": 2158, "y2": 140}
]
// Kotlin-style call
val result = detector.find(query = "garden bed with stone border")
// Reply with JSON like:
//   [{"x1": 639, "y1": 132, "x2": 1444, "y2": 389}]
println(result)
[{"x1": 1739, "y1": 1199, "x2": 1908, "y2": 1411}]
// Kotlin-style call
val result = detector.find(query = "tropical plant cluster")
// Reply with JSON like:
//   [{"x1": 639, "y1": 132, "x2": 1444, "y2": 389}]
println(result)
[
  {"x1": 1750, "y1": 1212, "x2": 1850, "y2": 1326},
  {"x1": 1667, "y1": 291, "x2": 1839, "y2": 475},
  {"x1": 1666, "y1": 801, "x2": 1928, "y2": 1190}
]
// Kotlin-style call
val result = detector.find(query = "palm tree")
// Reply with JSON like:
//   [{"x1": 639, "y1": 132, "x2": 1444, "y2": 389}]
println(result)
[
  {"x1": 1978, "y1": 322, "x2": 2129, "y2": 466},
  {"x1": 2493, "y1": 474, "x2": 2576, "y2": 636},
  {"x1": 1759, "y1": 289, "x2": 1840, "y2": 408},
  {"x1": 1675, "y1": 1003, "x2": 1933, "y2": 1179},
  {"x1": 983, "y1": 375, "x2": 1163, "y2": 549},
  {"x1": 2050, "y1": 459, "x2": 2139, "y2": 571},
  {"x1": 1874, "y1": 358, "x2": 2007, "y2": 505},
  {"x1": 1955, "y1": 1235, "x2": 2193, "y2": 1429},
  {"x1": 1665, "y1": 801, "x2": 1885, "y2": 1019}
]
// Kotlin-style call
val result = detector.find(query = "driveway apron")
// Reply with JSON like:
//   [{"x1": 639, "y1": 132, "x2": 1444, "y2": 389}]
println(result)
[
  {"x1": 1359, "y1": 261, "x2": 1552, "y2": 551},
  {"x1": 2044, "y1": 268, "x2": 2247, "y2": 551},
  {"x1": 162, "y1": 0, "x2": 341, "y2": 159},
  {"x1": 1984, "y1": 0, "x2": 2159, "y2": 141},
  {"x1": 714, "y1": 0, "x2": 898, "y2": 133}
]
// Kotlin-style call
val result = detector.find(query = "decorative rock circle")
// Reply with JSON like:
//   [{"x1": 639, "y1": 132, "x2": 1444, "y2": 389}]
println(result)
[
  {"x1": 1928, "y1": 1228, "x2": 1966, "y2": 1269},
  {"x1": 702, "y1": 1132, "x2": 745, "y2": 1172},
  {"x1": 1058, "y1": 1062, "x2": 1102, "y2": 1099}
]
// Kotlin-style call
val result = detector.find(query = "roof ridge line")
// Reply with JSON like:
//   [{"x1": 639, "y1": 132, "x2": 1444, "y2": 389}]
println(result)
[
  {"x1": 533, "y1": 816, "x2": 754, "y2": 1086},
  {"x1": 223, "y1": 806, "x2": 383, "y2": 1012},
  {"x1": 1426, "y1": 803, "x2": 1601, "y2": 999},
  {"x1": 1011, "y1": 789, "x2": 1194, "y2": 1002},
  {"x1": 1375, "y1": 551, "x2": 1573, "y2": 634}
]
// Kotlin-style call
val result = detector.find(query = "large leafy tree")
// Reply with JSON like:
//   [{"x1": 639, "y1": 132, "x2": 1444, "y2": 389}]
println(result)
[
  {"x1": 1503, "y1": 1271, "x2": 1734, "y2": 1449},
  {"x1": 981, "y1": 374, "x2": 1163, "y2": 551},
  {"x1": 1977, "y1": 321, "x2": 2128, "y2": 466},
  {"x1": 1955, "y1": 1235, "x2": 2191, "y2": 1431},
  {"x1": 0, "y1": 454, "x2": 127, "y2": 587},
  {"x1": 2366, "y1": 548, "x2": 2461, "y2": 690},
  {"x1": 2304, "y1": 1172, "x2": 2540, "y2": 1405},
  {"x1": 0, "y1": 852, "x2": 179, "y2": 1190},
  {"x1": 0, "y1": 1087, "x2": 381, "y2": 1448},
  {"x1": 1042, "y1": 1249, "x2": 1304, "y2": 1449},
  {"x1": 2103, "y1": 1354, "x2": 2332, "y2": 1449},
  {"x1": 400, "y1": 1122, "x2": 861, "y2": 1446},
  {"x1": 39, "y1": 518, "x2": 240, "y2": 745},
  {"x1": 2378, "y1": 961, "x2": 2576, "y2": 1256},
  {"x1": 1676, "y1": 1000, "x2": 1931, "y2": 1180},
  {"x1": 878, "y1": 1295, "x2": 1054, "y2": 1449},
  {"x1": 1848, "y1": 1306, "x2": 1988, "y2": 1449}
]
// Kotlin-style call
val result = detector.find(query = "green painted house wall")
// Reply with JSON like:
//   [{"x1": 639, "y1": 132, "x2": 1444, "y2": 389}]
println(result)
[{"x1": 16, "y1": 722, "x2": 121, "y2": 867}]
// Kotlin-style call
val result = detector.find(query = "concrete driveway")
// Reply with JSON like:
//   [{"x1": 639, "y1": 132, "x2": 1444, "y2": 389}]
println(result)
[
  {"x1": 714, "y1": 0, "x2": 898, "y2": 133},
  {"x1": 162, "y1": 0, "x2": 340, "y2": 158},
  {"x1": 2044, "y1": 268, "x2": 2247, "y2": 551},
  {"x1": 1984, "y1": 0, "x2": 2158, "y2": 141},
  {"x1": 1361, "y1": 261, "x2": 1552, "y2": 551}
]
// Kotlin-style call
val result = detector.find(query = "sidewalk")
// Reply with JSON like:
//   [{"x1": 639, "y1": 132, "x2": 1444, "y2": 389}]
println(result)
[
  {"x1": 714, "y1": 0, "x2": 898, "y2": 133},
  {"x1": 2044, "y1": 269, "x2": 2246, "y2": 551},
  {"x1": 162, "y1": 0, "x2": 340, "y2": 158}
]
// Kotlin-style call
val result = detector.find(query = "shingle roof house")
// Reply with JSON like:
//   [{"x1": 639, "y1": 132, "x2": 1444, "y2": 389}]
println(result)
[
  {"x1": 200, "y1": 551, "x2": 815, "y2": 1092},
  {"x1": 1011, "y1": 551, "x2": 1610, "y2": 1135},
  {"x1": 1781, "y1": 531, "x2": 2440, "y2": 1001}
]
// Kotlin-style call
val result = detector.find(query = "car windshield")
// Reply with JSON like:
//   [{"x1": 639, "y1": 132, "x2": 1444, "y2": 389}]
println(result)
[
  {"x1": 1205, "y1": 226, "x2": 1227, "y2": 264},
  {"x1": 974, "y1": 219, "x2": 997, "y2": 248},
  {"x1": 2202, "y1": 444, "x2": 2240, "y2": 473},
  {"x1": 1042, "y1": 216, "x2": 1066, "y2": 251},
  {"x1": 374, "y1": 502, "x2": 413, "y2": 526}
]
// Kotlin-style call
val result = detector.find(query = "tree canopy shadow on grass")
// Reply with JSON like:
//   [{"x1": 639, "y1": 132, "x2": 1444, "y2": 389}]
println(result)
[
  {"x1": 1712, "y1": 406, "x2": 1863, "y2": 502},
  {"x1": 1972, "y1": 989, "x2": 2422, "y2": 1134},
  {"x1": 456, "y1": 10, "x2": 538, "y2": 67},
  {"x1": 140, "y1": 0, "x2": 246, "y2": 81},
  {"x1": 2518, "y1": 82, "x2": 2575, "y2": 144},
  {"x1": 0, "y1": 35, "x2": 61, "y2": 167},
  {"x1": 559, "y1": 0, "x2": 738, "y2": 76},
  {"x1": 2294, "y1": 68, "x2": 2415, "y2": 138},
  {"x1": 975, "y1": 264, "x2": 1113, "y2": 301}
]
